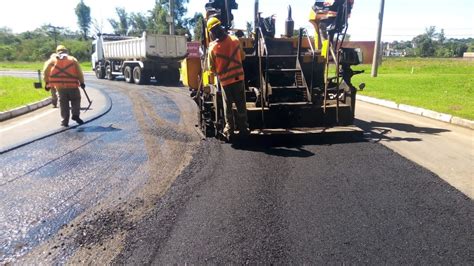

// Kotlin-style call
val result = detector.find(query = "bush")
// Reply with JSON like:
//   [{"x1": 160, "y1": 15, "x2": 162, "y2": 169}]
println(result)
[
  {"x1": 0, "y1": 45, "x2": 14, "y2": 61},
  {"x1": 0, "y1": 27, "x2": 91, "y2": 62}
]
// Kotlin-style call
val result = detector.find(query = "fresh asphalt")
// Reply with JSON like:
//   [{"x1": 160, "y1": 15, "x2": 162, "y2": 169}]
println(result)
[
  {"x1": 116, "y1": 136, "x2": 473, "y2": 264},
  {"x1": 0, "y1": 72, "x2": 472, "y2": 263}
]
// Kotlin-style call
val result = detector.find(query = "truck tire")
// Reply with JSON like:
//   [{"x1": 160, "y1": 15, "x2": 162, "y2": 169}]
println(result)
[
  {"x1": 95, "y1": 66, "x2": 105, "y2": 79},
  {"x1": 124, "y1": 66, "x2": 133, "y2": 83},
  {"x1": 106, "y1": 66, "x2": 115, "y2": 80},
  {"x1": 133, "y1": 66, "x2": 146, "y2": 85}
]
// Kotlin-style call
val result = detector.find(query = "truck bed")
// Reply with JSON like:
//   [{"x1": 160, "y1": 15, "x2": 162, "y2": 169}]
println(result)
[{"x1": 102, "y1": 33, "x2": 187, "y2": 60}]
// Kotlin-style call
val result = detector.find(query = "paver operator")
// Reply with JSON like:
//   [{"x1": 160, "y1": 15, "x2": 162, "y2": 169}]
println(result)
[
  {"x1": 43, "y1": 45, "x2": 85, "y2": 127},
  {"x1": 207, "y1": 17, "x2": 250, "y2": 138}
]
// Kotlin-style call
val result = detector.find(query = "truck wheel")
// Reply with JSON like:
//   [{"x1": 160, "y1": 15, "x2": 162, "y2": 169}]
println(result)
[
  {"x1": 133, "y1": 66, "x2": 146, "y2": 85},
  {"x1": 106, "y1": 66, "x2": 115, "y2": 80},
  {"x1": 124, "y1": 66, "x2": 133, "y2": 83},
  {"x1": 95, "y1": 66, "x2": 105, "y2": 79}
]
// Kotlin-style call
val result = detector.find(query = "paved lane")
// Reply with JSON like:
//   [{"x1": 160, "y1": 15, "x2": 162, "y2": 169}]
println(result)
[
  {"x1": 117, "y1": 136, "x2": 473, "y2": 264},
  {"x1": 355, "y1": 100, "x2": 473, "y2": 198}
]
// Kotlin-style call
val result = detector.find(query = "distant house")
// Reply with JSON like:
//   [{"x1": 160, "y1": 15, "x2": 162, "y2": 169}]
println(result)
[
  {"x1": 342, "y1": 41, "x2": 375, "y2": 64},
  {"x1": 384, "y1": 43, "x2": 406, "y2": 57},
  {"x1": 463, "y1": 52, "x2": 474, "y2": 58}
]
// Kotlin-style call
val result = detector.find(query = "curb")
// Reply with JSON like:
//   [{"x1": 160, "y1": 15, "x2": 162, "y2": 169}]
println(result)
[
  {"x1": 357, "y1": 95, "x2": 474, "y2": 130},
  {"x1": 0, "y1": 97, "x2": 52, "y2": 122}
]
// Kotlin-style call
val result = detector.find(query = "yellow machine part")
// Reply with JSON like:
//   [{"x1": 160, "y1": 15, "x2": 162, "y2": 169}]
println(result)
[
  {"x1": 309, "y1": 9, "x2": 321, "y2": 50},
  {"x1": 202, "y1": 70, "x2": 215, "y2": 86},
  {"x1": 309, "y1": 8, "x2": 337, "y2": 53},
  {"x1": 239, "y1": 38, "x2": 254, "y2": 49},
  {"x1": 321, "y1": 40, "x2": 329, "y2": 58},
  {"x1": 181, "y1": 58, "x2": 202, "y2": 90}
]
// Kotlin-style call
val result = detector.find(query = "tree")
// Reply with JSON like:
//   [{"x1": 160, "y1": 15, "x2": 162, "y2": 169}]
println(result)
[
  {"x1": 412, "y1": 26, "x2": 438, "y2": 57},
  {"x1": 0, "y1": 27, "x2": 19, "y2": 45},
  {"x1": 130, "y1": 13, "x2": 148, "y2": 36},
  {"x1": 0, "y1": 26, "x2": 92, "y2": 62},
  {"x1": 445, "y1": 41, "x2": 468, "y2": 57},
  {"x1": 468, "y1": 41, "x2": 474, "y2": 52},
  {"x1": 186, "y1": 13, "x2": 204, "y2": 41},
  {"x1": 437, "y1": 28, "x2": 446, "y2": 44},
  {"x1": 157, "y1": 0, "x2": 190, "y2": 35},
  {"x1": 75, "y1": 0, "x2": 91, "y2": 40},
  {"x1": 413, "y1": 34, "x2": 435, "y2": 57},
  {"x1": 160, "y1": 0, "x2": 189, "y2": 23},
  {"x1": 148, "y1": 3, "x2": 169, "y2": 34},
  {"x1": 108, "y1": 8, "x2": 130, "y2": 35},
  {"x1": 425, "y1": 26, "x2": 437, "y2": 39}
]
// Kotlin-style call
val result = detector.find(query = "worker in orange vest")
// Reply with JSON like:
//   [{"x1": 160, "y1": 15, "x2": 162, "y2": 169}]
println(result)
[
  {"x1": 207, "y1": 17, "x2": 249, "y2": 138},
  {"x1": 43, "y1": 45, "x2": 85, "y2": 127},
  {"x1": 43, "y1": 55, "x2": 59, "y2": 108}
]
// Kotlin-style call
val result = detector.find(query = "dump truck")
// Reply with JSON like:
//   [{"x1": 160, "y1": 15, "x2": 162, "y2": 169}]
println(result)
[
  {"x1": 92, "y1": 32, "x2": 187, "y2": 84},
  {"x1": 181, "y1": 0, "x2": 364, "y2": 138}
]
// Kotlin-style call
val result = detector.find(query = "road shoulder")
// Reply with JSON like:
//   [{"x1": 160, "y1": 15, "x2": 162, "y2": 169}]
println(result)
[{"x1": 0, "y1": 86, "x2": 111, "y2": 153}]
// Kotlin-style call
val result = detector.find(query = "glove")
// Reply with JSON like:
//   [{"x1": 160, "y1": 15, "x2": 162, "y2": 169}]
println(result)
[
  {"x1": 80, "y1": 83, "x2": 86, "y2": 89},
  {"x1": 45, "y1": 84, "x2": 50, "y2": 91}
]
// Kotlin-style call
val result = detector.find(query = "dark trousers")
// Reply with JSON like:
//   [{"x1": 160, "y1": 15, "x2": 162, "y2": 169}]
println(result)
[
  {"x1": 51, "y1": 88, "x2": 58, "y2": 107},
  {"x1": 58, "y1": 88, "x2": 81, "y2": 124},
  {"x1": 221, "y1": 80, "x2": 249, "y2": 132}
]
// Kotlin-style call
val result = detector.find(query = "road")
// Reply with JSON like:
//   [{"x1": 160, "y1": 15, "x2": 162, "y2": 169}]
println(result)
[
  {"x1": 1, "y1": 76, "x2": 201, "y2": 263},
  {"x1": 1, "y1": 73, "x2": 472, "y2": 264}
]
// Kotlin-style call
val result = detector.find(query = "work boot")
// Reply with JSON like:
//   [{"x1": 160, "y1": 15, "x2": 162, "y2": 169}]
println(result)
[
  {"x1": 223, "y1": 126, "x2": 234, "y2": 141},
  {"x1": 72, "y1": 116, "x2": 84, "y2": 125}
]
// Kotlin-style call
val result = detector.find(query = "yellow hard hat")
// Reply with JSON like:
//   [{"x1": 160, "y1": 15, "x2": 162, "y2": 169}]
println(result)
[
  {"x1": 207, "y1": 17, "x2": 221, "y2": 32},
  {"x1": 56, "y1": 45, "x2": 68, "y2": 53}
]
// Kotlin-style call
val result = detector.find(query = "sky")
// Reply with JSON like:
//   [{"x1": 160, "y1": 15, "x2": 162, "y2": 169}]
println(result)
[{"x1": 0, "y1": 0, "x2": 473, "y2": 42}]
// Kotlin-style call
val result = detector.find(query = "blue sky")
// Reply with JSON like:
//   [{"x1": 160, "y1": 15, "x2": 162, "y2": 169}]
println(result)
[{"x1": 1, "y1": 0, "x2": 473, "y2": 41}]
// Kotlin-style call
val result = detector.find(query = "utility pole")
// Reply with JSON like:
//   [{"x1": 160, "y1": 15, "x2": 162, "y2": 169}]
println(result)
[
  {"x1": 371, "y1": 0, "x2": 385, "y2": 77},
  {"x1": 169, "y1": 0, "x2": 175, "y2": 35},
  {"x1": 47, "y1": 25, "x2": 64, "y2": 48}
]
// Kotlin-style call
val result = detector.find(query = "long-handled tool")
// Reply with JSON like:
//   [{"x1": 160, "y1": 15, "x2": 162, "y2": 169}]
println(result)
[
  {"x1": 81, "y1": 85, "x2": 93, "y2": 112},
  {"x1": 34, "y1": 70, "x2": 42, "y2": 89}
]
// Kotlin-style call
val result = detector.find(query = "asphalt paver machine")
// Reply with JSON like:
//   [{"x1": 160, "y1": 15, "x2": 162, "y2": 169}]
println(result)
[{"x1": 184, "y1": 0, "x2": 365, "y2": 138}]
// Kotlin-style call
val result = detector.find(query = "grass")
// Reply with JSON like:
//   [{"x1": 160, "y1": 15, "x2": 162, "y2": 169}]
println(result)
[
  {"x1": 352, "y1": 58, "x2": 474, "y2": 120},
  {"x1": 0, "y1": 76, "x2": 50, "y2": 112},
  {"x1": 0, "y1": 61, "x2": 92, "y2": 72}
]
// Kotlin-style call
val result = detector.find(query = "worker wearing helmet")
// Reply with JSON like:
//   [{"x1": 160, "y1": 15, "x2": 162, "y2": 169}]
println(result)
[
  {"x1": 43, "y1": 45, "x2": 85, "y2": 127},
  {"x1": 207, "y1": 17, "x2": 249, "y2": 138},
  {"x1": 43, "y1": 52, "x2": 59, "y2": 108}
]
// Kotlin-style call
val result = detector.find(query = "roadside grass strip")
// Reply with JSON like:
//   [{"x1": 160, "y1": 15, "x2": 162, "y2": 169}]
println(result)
[
  {"x1": 353, "y1": 58, "x2": 474, "y2": 120},
  {"x1": 0, "y1": 61, "x2": 92, "y2": 72},
  {"x1": 0, "y1": 76, "x2": 50, "y2": 112}
]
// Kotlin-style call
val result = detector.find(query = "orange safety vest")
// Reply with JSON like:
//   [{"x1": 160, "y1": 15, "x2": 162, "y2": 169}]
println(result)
[
  {"x1": 48, "y1": 56, "x2": 81, "y2": 89},
  {"x1": 210, "y1": 36, "x2": 245, "y2": 87}
]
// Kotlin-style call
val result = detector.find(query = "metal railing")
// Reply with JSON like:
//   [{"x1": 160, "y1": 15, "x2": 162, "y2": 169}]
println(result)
[{"x1": 256, "y1": 26, "x2": 269, "y2": 127}]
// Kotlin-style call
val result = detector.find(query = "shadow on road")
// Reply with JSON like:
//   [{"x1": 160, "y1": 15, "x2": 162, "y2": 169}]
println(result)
[
  {"x1": 230, "y1": 132, "x2": 364, "y2": 158},
  {"x1": 355, "y1": 119, "x2": 451, "y2": 143},
  {"x1": 75, "y1": 125, "x2": 122, "y2": 133}
]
